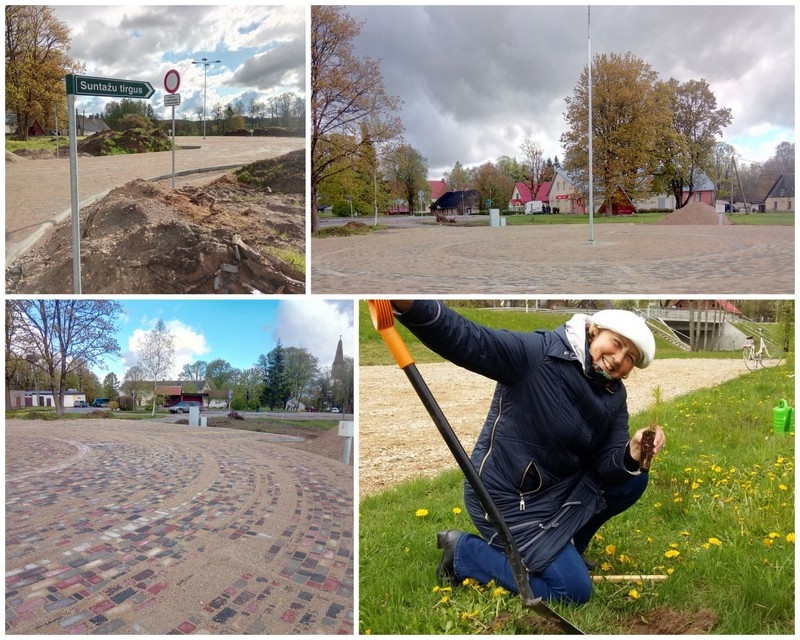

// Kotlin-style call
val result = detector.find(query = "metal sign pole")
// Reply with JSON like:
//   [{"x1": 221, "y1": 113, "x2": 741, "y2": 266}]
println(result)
[
  {"x1": 171, "y1": 105, "x2": 176, "y2": 187},
  {"x1": 67, "y1": 91, "x2": 81, "y2": 294}
]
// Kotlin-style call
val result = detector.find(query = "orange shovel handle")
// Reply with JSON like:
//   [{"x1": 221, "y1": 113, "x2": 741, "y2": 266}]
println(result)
[{"x1": 367, "y1": 300, "x2": 414, "y2": 369}]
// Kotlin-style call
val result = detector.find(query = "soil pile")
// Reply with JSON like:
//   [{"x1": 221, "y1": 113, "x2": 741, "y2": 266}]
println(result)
[
  {"x1": 77, "y1": 128, "x2": 172, "y2": 155},
  {"x1": 657, "y1": 201, "x2": 731, "y2": 225},
  {"x1": 6, "y1": 150, "x2": 305, "y2": 294}
]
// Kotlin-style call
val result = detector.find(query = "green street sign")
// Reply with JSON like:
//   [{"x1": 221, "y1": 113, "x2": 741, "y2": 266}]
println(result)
[{"x1": 65, "y1": 73, "x2": 155, "y2": 99}]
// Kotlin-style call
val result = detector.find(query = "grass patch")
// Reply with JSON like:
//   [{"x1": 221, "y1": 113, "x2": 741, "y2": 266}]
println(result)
[
  {"x1": 725, "y1": 211, "x2": 795, "y2": 226},
  {"x1": 314, "y1": 223, "x2": 386, "y2": 238},
  {"x1": 359, "y1": 361, "x2": 795, "y2": 634},
  {"x1": 266, "y1": 245, "x2": 305, "y2": 272}
]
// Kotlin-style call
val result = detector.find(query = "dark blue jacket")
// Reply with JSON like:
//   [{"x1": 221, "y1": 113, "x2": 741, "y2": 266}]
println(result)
[{"x1": 397, "y1": 300, "x2": 639, "y2": 572}]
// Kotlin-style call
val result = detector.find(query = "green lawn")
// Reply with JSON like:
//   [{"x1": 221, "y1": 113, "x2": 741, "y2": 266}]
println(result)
[{"x1": 359, "y1": 360, "x2": 795, "y2": 634}]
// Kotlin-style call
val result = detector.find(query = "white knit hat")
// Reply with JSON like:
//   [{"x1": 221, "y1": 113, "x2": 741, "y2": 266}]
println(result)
[{"x1": 590, "y1": 310, "x2": 655, "y2": 369}]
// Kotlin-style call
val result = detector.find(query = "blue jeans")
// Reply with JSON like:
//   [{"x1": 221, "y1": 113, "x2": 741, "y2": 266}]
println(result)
[{"x1": 452, "y1": 472, "x2": 649, "y2": 604}]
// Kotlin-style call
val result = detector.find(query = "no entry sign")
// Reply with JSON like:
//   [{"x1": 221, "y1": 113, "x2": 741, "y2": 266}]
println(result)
[{"x1": 164, "y1": 69, "x2": 180, "y2": 94}]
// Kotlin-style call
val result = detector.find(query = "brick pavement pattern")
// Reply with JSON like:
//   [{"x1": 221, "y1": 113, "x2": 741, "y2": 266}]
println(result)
[
  {"x1": 310, "y1": 223, "x2": 794, "y2": 295},
  {"x1": 5, "y1": 136, "x2": 304, "y2": 262},
  {"x1": 5, "y1": 420, "x2": 353, "y2": 635}
]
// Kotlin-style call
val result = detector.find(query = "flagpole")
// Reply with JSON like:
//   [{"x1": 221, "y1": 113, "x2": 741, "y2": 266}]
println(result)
[{"x1": 587, "y1": 5, "x2": 595, "y2": 244}]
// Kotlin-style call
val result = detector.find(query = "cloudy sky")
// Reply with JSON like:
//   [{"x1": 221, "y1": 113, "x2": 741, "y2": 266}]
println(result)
[
  {"x1": 346, "y1": 4, "x2": 795, "y2": 179},
  {"x1": 93, "y1": 298, "x2": 354, "y2": 383},
  {"x1": 53, "y1": 5, "x2": 305, "y2": 119}
]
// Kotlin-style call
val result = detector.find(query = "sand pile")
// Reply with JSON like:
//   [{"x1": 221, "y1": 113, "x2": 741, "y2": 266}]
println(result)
[{"x1": 657, "y1": 201, "x2": 731, "y2": 225}]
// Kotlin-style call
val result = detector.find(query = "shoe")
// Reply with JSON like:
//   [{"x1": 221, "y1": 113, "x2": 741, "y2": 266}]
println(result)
[
  {"x1": 581, "y1": 555, "x2": 597, "y2": 571},
  {"x1": 436, "y1": 529, "x2": 465, "y2": 582}
]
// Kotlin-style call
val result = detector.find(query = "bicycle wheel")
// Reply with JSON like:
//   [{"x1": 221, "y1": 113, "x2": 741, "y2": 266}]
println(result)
[
  {"x1": 742, "y1": 346, "x2": 758, "y2": 371},
  {"x1": 759, "y1": 340, "x2": 784, "y2": 368}
]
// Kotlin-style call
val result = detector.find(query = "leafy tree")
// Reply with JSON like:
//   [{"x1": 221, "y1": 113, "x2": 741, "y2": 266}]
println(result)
[
  {"x1": 234, "y1": 367, "x2": 263, "y2": 409},
  {"x1": 444, "y1": 161, "x2": 470, "y2": 193},
  {"x1": 205, "y1": 358, "x2": 236, "y2": 390},
  {"x1": 283, "y1": 347, "x2": 319, "y2": 405},
  {"x1": 652, "y1": 78, "x2": 732, "y2": 208},
  {"x1": 134, "y1": 319, "x2": 175, "y2": 417},
  {"x1": 472, "y1": 162, "x2": 514, "y2": 212},
  {"x1": 562, "y1": 52, "x2": 671, "y2": 214},
  {"x1": 386, "y1": 144, "x2": 429, "y2": 216},
  {"x1": 5, "y1": 5, "x2": 82, "y2": 139},
  {"x1": 331, "y1": 355, "x2": 354, "y2": 413},
  {"x1": 6, "y1": 300, "x2": 122, "y2": 417},
  {"x1": 102, "y1": 99, "x2": 151, "y2": 130},
  {"x1": 311, "y1": 5, "x2": 403, "y2": 232},
  {"x1": 102, "y1": 372, "x2": 120, "y2": 400},
  {"x1": 496, "y1": 155, "x2": 526, "y2": 182}
]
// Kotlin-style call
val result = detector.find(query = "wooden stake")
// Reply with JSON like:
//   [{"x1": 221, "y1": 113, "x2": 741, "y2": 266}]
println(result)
[{"x1": 592, "y1": 574, "x2": 668, "y2": 582}]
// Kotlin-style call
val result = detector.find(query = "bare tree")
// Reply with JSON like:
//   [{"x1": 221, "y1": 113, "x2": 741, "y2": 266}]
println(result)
[
  {"x1": 6, "y1": 300, "x2": 122, "y2": 416},
  {"x1": 520, "y1": 137, "x2": 546, "y2": 201},
  {"x1": 134, "y1": 319, "x2": 175, "y2": 416}
]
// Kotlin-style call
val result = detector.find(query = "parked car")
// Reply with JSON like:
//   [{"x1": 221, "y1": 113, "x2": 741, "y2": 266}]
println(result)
[
  {"x1": 169, "y1": 401, "x2": 202, "y2": 414},
  {"x1": 331, "y1": 407, "x2": 340, "y2": 413},
  {"x1": 74, "y1": 400, "x2": 89, "y2": 408},
  {"x1": 92, "y1": 398, "x2": 110, "y2": 407}
]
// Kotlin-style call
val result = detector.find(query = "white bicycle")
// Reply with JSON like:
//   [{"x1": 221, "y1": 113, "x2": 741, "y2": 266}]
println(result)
[{"x1": 742, "y1": 328, "x2": 783, "y2": 370}]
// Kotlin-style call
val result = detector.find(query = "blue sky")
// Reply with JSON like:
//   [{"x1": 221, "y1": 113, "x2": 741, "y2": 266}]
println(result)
[
  {"x1": 53, "y1": 5, "x2": 305, "y2": 120},
  {"x1": 95, "y1": 298, "x2": 354, "y2": 382}
]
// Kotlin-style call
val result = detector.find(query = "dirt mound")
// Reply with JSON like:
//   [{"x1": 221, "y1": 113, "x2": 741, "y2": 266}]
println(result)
[
  {"x1": 234, "y1": 148, "x2": 304, "y2": 193},
  {"x1": 657, "y1": 201, "x2": 731, "y2": 225},
  {"x1": 625, "y1": 606, "x2": 718, "y2": 634},
  {"x1": 77, "y1": 128, "x2": 172, "y2": 155},
  {"x1": 6, "y1": 153, "x2": 305, "y2": 294},
  {"x1": 9, "y1": 148, "x2": 60, "y2": 160}
]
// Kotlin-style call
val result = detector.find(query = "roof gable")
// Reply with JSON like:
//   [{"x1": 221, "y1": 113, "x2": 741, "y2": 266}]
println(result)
[{"x1": 765, "y1": 173, "x2": 795, "y2": 199}]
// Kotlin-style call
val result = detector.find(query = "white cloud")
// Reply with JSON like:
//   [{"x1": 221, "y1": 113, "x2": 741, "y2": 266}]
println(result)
[{"x1": 274, "y1": 300, "x2": 355, "y2": 372}]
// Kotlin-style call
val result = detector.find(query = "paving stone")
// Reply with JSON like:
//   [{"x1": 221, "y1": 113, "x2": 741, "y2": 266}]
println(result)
[{"x1": 5, "y1": 420, "x2": 353, "y2": 634}]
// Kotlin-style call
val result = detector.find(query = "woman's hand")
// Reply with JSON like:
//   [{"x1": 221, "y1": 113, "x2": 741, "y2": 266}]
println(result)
[{"x1": 629, "y1": 425, "x2": 666, "y2": 464}]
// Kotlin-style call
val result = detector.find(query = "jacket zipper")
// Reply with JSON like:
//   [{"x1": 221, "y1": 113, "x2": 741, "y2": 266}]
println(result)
[
  {"x1": 518, "y1": 460, "x2": 543, "y2": 511},
  {"x1": 477, "y1": 395, "x2": 503, "y2": 477}
]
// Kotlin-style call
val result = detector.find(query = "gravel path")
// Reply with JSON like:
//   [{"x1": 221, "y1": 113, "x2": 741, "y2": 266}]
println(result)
[{"x1": 358, "y1": 358, "x2": 749, "y2": 497}]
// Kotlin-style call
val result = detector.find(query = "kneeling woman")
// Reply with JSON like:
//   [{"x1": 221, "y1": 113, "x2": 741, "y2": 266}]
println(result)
[{"x1": 391, "y1": 300, "x2": 665, "y2": 604}]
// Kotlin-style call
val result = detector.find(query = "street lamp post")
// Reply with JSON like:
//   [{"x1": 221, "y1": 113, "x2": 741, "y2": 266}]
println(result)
[{"x1": 191, "y1": 57, "x2": 221, "y2": 139}]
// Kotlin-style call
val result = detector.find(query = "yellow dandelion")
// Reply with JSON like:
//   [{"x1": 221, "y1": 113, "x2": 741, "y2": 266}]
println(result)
[
  {"x1": 452, "y1": 507, "x2": 462, "y2": 515},
  {"x1": 786, "y1": 532, "x2": 795, "y2": 543},
  {"x1": 600, "y1": 561, "x2": 613, "y2": 571},
  {"x1": 768, "y1": 532, "x2": 781, "y2": 539},
  {"x1": 667, "y1": 568, "x2": 675, "y2": 575},
  {"x1": 654, "y1": 502, "x2": 662, "y2": 508},
  {"x1": 778, "y1": 484, "x2": 788, "y2": 491},
  {"x1": 665, "y1": 549, "x2": 680, "y2": 558},
  {"x1": 707, "y1": 537, "x2": 722, "y2": 547},
  {"x1": 493, "y1": 586, "x2": 509, "y2": 598},
  {"x1": 628, "y1": 588, "x2": 640, "y2": 600},
  {"x1": 415, "y1": 508, "x2": 429, "y2": 517},
  {"x1": 439, "y1": 595, "x2": 449, "y2": 604},
  {"x1": 669, "y1": 542, "x2": 680, "y2": 548},
  {"x1": 604, "y1": 544, "x2": 617, "y2": 555}
]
